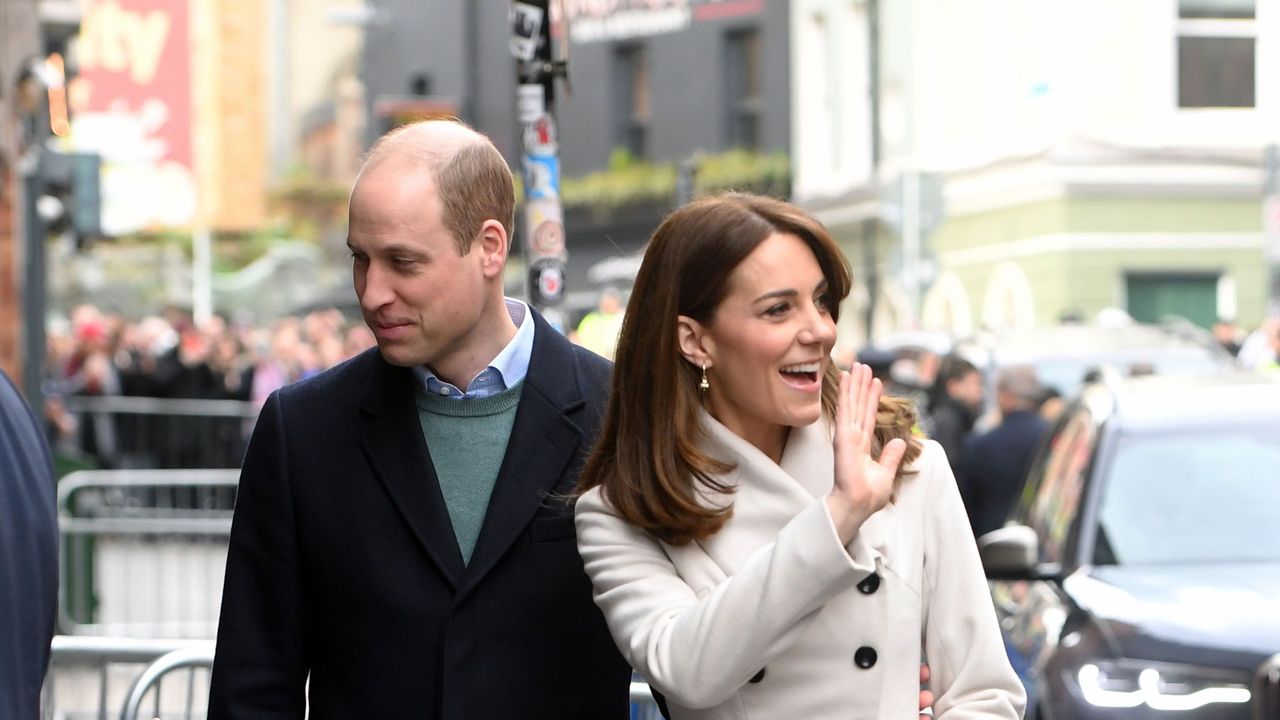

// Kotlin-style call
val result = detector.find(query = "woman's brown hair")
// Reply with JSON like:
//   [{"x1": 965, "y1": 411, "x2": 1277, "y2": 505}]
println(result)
[{"x1": 575, "y1": 193, "x2": 921, "y2": 545}]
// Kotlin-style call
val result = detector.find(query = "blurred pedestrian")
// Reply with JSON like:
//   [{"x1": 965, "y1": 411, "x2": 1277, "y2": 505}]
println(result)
[
  {"x1": 926, "y1": 355, "x2": 983, "y2": 470},
  {"x1": 209, "y1": 119, "x2": 630, "y2": 719},
  {"x1": 1211, "y1": 318, "x2": 1243, "y2": 357},
  {"x1": 1238, "y1": 316, "x2": 1280, "y2": 370},
  {"x1": 957, "y1": 366, "x2": 1049, "y2": 538},
  {"x1": 575, "y1": 286, "x2": 625, "y2": 360},
  {"x1": 0, "y1": 370, "x2": 58, "y2": 720}
]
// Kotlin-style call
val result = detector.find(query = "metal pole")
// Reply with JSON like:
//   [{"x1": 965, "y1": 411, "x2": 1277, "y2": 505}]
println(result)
[
  {"x1": 862, "y1": 0, "x2": 882, "y2": 344},
  {"x1": 902, "y1": 169, "x2": 920, "y2": 326},
  {"x1": 1264, "y1": 143, "x2": 1280, "y2": 316},
  {"x1": 192, "y1": 227, "x2": 212, "y2": 326},
  {"x1": 512, "y1": 0, "x2": 568, "y2": 331},
  {"x1": 21, "y1": 149, "x2": 46, "y2": 409}
]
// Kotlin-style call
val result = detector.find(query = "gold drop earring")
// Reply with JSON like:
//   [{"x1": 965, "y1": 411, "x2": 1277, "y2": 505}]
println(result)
[{"x1": 699, "y1": 362, "x2": 710, "y2": 392}]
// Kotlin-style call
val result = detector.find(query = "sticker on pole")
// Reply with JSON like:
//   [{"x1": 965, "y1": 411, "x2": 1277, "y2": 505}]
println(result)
[
  {"x1": 517, "y1": 84, "x2": 545, "y2": 123},
  {"x1": 530, "y1": 257, "x2": 565, "y2": 305},
  {"x1": 524, "y1": 198, "x2": 564, "y2": 258},
  {"x1": 524, "y1": 153, "x2": 560, "y2": 200},
  {"x1": 510, "y1": 3, "x2": 544, "y2": 62},
  {"x1": 522, "y1": 114, "x2": 558, "y2": 155}
]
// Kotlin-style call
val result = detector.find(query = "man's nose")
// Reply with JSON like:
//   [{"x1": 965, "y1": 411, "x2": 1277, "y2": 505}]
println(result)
[{"x1": 357, "y1": 262, "x2": 394, "y2": 312}]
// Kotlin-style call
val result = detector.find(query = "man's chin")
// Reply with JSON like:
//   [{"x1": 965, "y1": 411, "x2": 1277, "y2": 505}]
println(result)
[{"x1": 375, "y1": 343, "x2": 425, "y2": 368}]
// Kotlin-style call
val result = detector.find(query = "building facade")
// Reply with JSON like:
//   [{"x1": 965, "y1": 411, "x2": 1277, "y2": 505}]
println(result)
[
  {"x1": 792, "y1": 0, "x2": 1280, "y2": 346},
  {"x1": 359, "y1": 0, "x2": 793, "y2": 317}
]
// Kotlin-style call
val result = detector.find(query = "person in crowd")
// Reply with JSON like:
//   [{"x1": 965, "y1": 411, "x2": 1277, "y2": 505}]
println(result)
[
  {"x1": 1036, "y1": 386, "x2": 1065, "y2": 424},
  {"x1": 575, "y1": 286, "x2": 626, "y2": 360},
  {"x1": 1238, "y1": 315, "x2": 1280, "y2": 370},
  {"x1": 208, "y1": 119, "x2": 632, "y2": 718},
  {"x1": 0, "y1": 369, "x2": 58, "y2": 720},
  {"x1": 1211, "y1": 318, "x2": 1243, "y2": 357},
  {"x1": 60, "y1": 308, "x2": 121, "y2": 467},
  {"x1": 1260, "y1": 323, "x2": 1280, "y2": 374},
  {"x1": 925, "y1": 354, "x2": 983, "y2": 470},
  {"x1": 957, "y1": 366, "x2": 1049, "y2": 538},
  {"x1": 574, "y1": 193, "x2": 1024, "y2": 719}
]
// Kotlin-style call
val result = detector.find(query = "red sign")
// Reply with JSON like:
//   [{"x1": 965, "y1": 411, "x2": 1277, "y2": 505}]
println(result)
[{"x1": 68, "y1": 0, "x2": 195, "y2": 234}]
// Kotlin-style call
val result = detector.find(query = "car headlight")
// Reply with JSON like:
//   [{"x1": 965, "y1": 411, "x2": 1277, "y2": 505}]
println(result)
[{"x1": 1076, "y1": 660, "x2": 1251, "y2": 711}]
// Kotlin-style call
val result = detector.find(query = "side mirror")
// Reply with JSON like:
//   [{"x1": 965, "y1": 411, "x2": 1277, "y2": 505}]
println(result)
[{"x1": 979, "y1": 524, "x2": 1062, "y2": 581}]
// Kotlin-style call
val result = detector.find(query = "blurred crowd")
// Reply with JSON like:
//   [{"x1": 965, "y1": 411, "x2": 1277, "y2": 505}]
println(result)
[
  {"x1": 857, "y1": 313, "x2": 1280, "y2": 540},
  {"x1": 43, "y1": 303, "x2": 377, "y2": 468},
  {"x1": 41, "y1": 293, "x2": 1280, "y2": 478}
]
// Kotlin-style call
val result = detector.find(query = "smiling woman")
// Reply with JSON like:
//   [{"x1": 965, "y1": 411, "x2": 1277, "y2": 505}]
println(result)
[{"x1": 573, "y1": 193, "x2": 1026, "y2": 720}]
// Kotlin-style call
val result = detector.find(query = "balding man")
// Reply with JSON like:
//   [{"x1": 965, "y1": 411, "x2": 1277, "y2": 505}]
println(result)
[
  {"x1": 956, "y1": 366, "x2": 1049, "y2": 538},
  {"x1": 209, "y1": 121, "x2": 631, "y2": 718}
]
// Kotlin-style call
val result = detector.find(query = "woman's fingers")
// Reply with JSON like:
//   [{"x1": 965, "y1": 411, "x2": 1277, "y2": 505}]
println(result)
[
  {"x1": 861, "y1": 377, "x2": 881, "y2": 449},
  {"x1": 879, "y1": 437, "x2": 907, "y2": 475},
  {"x1": 851, "y1": 364, "x2": 866, "y2": 430}
]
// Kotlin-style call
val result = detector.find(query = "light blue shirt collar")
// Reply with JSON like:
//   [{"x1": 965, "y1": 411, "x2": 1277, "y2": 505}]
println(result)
[{"x1": 413, "y1": 298, "x2": 534, "y2": 400}]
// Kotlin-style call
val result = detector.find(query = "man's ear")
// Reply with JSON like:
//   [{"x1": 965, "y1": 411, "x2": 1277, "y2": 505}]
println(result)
[
  {"x1": 676, "y1": 315, "x2": 713, "y2": 368},
  {"x1": 476, "y1": 219, "x2": 509, "y2": 278}
]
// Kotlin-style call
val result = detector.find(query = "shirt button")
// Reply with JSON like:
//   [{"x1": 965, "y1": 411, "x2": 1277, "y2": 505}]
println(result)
[
  {"x1": 439, "y1": 387, "x2": 451, "y2": 396},
  {"x1": 857, "y1": 573, "x2": 881, "y2": 595},
  {"x1": 854, "y1": 646, "x2": 878, "y2": 669},
  {"x1": 748, "y1": 668, "x2": 766, "y2": 684}
]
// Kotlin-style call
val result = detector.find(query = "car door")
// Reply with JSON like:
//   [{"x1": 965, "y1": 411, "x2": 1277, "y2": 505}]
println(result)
[{"x1": 989, "y1": 404, "x2": 1101, "y2": 716}]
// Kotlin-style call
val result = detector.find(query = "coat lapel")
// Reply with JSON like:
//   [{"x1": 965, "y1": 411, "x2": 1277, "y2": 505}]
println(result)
[
  {"x1": 693, "y1": 412, "x2": 891, "y2": 577},
  {"x1": 360, "y1": 359, "x2": 465, "y2": 588},
  {"x1": 458, "y1": 314, "x2": 585, "y2": 599}
]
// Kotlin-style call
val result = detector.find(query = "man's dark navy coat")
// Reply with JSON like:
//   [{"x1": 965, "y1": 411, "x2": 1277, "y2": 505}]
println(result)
[
  {"x1": 0, "y1": 370, "x2": 57, "y2": 720},
  {"x1": 209, "y1": 313, "x2": 631, "y2": 719}
]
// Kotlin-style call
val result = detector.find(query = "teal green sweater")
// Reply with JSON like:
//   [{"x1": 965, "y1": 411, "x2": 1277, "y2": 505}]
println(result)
[{"x1": 416, "y1": 382, "x2": 522, "y2": 564}]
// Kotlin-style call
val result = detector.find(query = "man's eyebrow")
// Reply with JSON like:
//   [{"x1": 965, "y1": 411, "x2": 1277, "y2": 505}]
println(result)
[{"x1": 345, "y1": 242, "x2": 424, "y2": 255}]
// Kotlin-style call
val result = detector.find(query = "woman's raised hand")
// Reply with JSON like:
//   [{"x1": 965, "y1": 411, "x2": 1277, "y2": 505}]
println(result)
[{"x1": 826, "y1": 364, "x2": 908, "y2": 545}]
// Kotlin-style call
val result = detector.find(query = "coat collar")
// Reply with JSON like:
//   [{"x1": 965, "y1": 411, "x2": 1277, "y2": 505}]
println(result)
[
  {"x1": 358, "y1": 311, "x2": 588, "y2": 595},
  {"x1": 693, "y1": 411, "x2": 893, "y2": 575}
]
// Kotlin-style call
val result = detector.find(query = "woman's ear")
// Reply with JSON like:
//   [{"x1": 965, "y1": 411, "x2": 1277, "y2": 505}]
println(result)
[{"x1": 676, "y1": 315, "x2": 712, "y2": 368}]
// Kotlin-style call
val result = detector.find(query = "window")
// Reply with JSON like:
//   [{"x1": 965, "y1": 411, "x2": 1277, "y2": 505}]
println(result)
[
  {"x1": 724, "y1": 29, "x2": 761, "y2": 150},
  {"x1": 1097, "y1": 425, "x2": 1280, "y2": 565},
  {"x1": 1177, "y1": 0, "x2": 1255, "y2": 108},
  {"x1": 1024, "y1": 411, "x2": 1096, "y2": 564},
  {"x1": 613, "y1": 45, "x2": 650, "y2": 159}
]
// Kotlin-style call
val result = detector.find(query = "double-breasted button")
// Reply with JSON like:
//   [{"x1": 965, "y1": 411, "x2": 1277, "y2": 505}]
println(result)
[
  {"x1": 857, "y1": 573, "x2": 881, "y2": 594},
  {"x1": 749, "y1": 668, "x2": 766, "y2": 684},
  {"x1": 854, "y1": 646, "x2": 878, "y2": 669}
]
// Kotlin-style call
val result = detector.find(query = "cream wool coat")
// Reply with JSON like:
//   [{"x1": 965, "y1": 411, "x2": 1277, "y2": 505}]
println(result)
[{"x1": 575, "y1": 412, "x2": 1026, "y2": 719}]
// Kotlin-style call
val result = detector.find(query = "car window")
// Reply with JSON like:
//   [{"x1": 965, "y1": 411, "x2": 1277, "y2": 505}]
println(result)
[
  {"x1": 1095, "y1": 426, "x2": 1280, "y2": 564},
  {"x1": 1025, "y1": 410, "x2": 1096, "y2": 565}
]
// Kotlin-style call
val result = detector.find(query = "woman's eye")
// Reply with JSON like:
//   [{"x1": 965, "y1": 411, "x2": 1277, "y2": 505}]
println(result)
[{"x1": 764, "y1": 303, "x2": 790, "y2": 317}]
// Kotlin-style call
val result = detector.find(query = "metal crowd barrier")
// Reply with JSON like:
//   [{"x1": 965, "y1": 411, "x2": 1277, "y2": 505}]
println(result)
[
  {"x1": 43, "y1": 635, "x2": 215, "y2": 720},
  {"x1": 62, "y1": 396, "x2": 260, "y2": 471},
  {"x1": 53, "y1": 469, "x2": 666, "y2": 717},
  {"x1": 58, "y1": 469, "x2": 239, "y2": 638},
  {"x1": 43, "y1": 636, "x2": 661, "y2": 720}
]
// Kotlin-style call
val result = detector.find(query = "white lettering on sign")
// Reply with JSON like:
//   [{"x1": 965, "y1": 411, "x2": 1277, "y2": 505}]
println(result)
[{"x1": 78, "y1": 0, "x2": 172, "y2": 85}]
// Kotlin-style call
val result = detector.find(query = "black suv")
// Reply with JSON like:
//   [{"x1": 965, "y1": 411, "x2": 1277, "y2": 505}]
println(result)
[{"x1": 979, "y1": 372, "x2": 1280, "y2": 720}]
